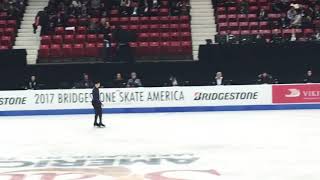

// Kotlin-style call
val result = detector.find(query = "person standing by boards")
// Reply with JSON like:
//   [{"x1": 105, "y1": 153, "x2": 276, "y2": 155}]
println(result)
[{"x1": 92, "y1": 81, "x2": 105, "y2": 128}]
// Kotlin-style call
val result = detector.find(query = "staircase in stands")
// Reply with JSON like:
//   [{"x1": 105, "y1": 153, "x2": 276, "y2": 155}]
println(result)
[
  {"x1": 190, "y1": 0, "x2": 217, "y2": 60},
  {"x1": 13, "y1": 0, "x2": 47, "y2": 65}
]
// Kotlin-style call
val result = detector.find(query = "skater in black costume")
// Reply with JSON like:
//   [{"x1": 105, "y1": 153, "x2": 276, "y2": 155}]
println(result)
[{"x1": 92, "y1": 81, "x2": 105, "y2": 128}]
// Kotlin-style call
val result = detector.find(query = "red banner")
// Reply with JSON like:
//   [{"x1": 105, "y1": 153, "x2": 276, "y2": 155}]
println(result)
[{"x1": 273, "y1": 84, "x2": 320, "y2": 103}]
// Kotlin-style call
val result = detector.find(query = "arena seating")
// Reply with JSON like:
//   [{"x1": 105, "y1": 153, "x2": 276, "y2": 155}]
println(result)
[
  {"x1": 214, "y1": 0, "x2": 320, "y2": 43},
  {"x1": 38, "y1": 0, "x2": 192, "y2": 61},
  {"x1": 0, "y1": 1, "x2": 25, "y2": 50}
]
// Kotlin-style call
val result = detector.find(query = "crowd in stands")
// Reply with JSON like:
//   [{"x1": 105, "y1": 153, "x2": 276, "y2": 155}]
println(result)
[
  {"x1": 0, "y1": 0, "x2": 27, "y2": 49},
  {"x1": 35, "y1": 0, "x2": 192, "y2": 61},
  {"x1": 214, "y1": 0, "x2": 320, "y2": 44},
  {"x1": 25, "y1": 69, "x2": 318, "y2": 90}
]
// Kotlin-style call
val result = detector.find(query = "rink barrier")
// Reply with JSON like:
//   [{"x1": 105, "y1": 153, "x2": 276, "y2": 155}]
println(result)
[{"x1": 0, "y1": 84, "x2": 319, "y2": 116}]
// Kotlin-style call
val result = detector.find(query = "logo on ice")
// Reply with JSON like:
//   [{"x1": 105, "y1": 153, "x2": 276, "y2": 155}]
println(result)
[{"x1": 273, "y1": 84, "x2": 320, "y2": 103}]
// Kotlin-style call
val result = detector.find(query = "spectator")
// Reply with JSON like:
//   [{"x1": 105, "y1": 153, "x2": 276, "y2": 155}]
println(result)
[
  {"x1": 88, "y1": 20, "x2": 98, "y2": 34},
  {"x1": 113, "y1": 73, "x2": 126, "y2": 88},
  {"x1": 239, "y1": 0, "x2": 249, "y2": 14},
  {"x1": 75, "y1": 73, "x2": 94, "y2": 88},
  {"x1": 212, "y1": 72, "x2": 225, "y2": 85},
  {"x1": 33, "y1": 7, "x2": 49, "y2": 34},
  {"x1": 91, "y1": 0, "x2": 101, "y2": 10},
  {"x1": 257, "y1": 72, "x2": 273, "y2": 84},
  {"x1": 120, "y1": 0, "x2": 131, "y2": 15},
  {"x1": 290, "y1": 10, "x2": 302, "y2": 28},
  {"x1": 26, "y1": 75, "x2": 39, "y2": 90},
  {"x1": 287, "y1": 6, "x2": 297, "y2": 22},
  {"x1": 258, "y1": 8, "x2": 268, "y2": 21},
  {"x1": 166, "y1": 75, "x2": 179, "y2": 86},
  {"x1": 303, "y1": 70, "x2": 316, "y2": 83},
  {"x1": 127, "y1": 72, "x2": 142, "y2": 87}
]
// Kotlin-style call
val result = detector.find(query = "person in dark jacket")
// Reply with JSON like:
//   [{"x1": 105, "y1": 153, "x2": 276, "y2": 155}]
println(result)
[
  {"x1": 303, "y1": 70, "x2": 317, "y2": 83},
  {"x1": 92, "y1": 81, "x2": 105, "y2": 128},
  {"x1": 127, "y1": 72, "x2": 142, "y2": 87},
  {"x1": 257, "y1": 72, "x2": 273, "y2": 84},
  {"x1": 113, "y1": 73, "x2": 126, "y2": 88},
  {"x1": 26, "y1": 75, "x2": 39, "y2": 90}
]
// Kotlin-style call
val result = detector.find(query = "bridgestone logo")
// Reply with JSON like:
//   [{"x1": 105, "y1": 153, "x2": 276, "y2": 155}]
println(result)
[{"x1": 194, "y1": 92, "x2": 259, "y2": 101}]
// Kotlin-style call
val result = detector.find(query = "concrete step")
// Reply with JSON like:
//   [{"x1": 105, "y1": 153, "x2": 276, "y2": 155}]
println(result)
[
  {"x1": 190, "y1": 12, "x2": 214, "y2": 17},
  {"x1": 191, "y1": 20, "x2": 215, "y2": 25},
  {"x1": 15, "y1": 40, "x2": 40, "y2": 46},
  {"x1": 13, "y1": 45, "x2": 39, "y2": 50},
  {"x1": 26, "y1": 49, "x2": 38, "y2": 55},
  {"x1": 16, "y1": 36, "x2": 39, "y2": 41},
  {"x1": 191, "y1": 24, "x2": 215, "y2": 29},
  {"x1": 27, "y1": 54, "x2": 38, "y2": 60}
]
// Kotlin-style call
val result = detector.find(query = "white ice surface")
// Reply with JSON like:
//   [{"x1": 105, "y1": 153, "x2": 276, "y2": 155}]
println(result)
[{"x1": 0, "y1": 110, "x2": 319, "y2": 180}]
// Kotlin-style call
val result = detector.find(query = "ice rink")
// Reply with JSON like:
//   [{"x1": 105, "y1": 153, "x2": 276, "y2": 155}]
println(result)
[{"x1": 0, "y1": 110, "x2": 320, "y2": 180}]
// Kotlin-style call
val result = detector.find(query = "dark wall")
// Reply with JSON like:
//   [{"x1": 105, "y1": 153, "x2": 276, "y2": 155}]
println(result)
[
  {"x1": 0, "y1": 49, "x2": 27, "y2": 90},
  {"x1": 199, "y1": 42, "x2": 320, "y2": 84}
]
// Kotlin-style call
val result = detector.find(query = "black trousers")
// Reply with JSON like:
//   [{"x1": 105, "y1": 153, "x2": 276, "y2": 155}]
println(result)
[{"x1": 92, "y1": 102, "x2": 102, "y2": 124}]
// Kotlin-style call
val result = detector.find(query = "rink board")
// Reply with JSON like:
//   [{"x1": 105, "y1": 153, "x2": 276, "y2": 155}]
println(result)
[{"x1": 0, "y1": 84, "x2": 320, "y2": 116}]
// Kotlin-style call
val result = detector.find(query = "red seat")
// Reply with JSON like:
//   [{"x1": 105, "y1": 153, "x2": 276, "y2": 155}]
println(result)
[
  {"x1": 110, "y1": 10, "x2": 119, "y2": 17},
  {"x1": 180, "y1": 24, "x2": 190, "y2": 32},
  {"x1": 217, "y1": 15, "x2": 227, "y2": 23},
  {"x1": 268, "y1": 14, "x2": 281, "y2": 21},
  {"x1": 7, "y1": 20, "x2": 16, "y2": 28},
  {"x1": 0, "y1": 45, "x2": 9, "y2": 50},
  {"x1": 149, "y1": 42, "x2": 160, "y2": 56},
  {"x1": 129, "y1": 25, "x2": 139, "y2": 32},
  {"x1": 304, "y1": 29, "x2": 314, "y2": 37},
  {"x1": 259, "y1": 0, "x2": 268, "y2": 6},
  {"x1": 169, "y1": 16, "x2": 179, "y2": 24},
  {"x1": 97, "y1": 34, "x2": 104, "y2": 43},
  {"x1": 1, "y1": 36, "x2": 11, "y2": 46},
  {"x1": 86, "y1": 43, "x2": 98, "y2": 57},
  {"x1": 73, "y1": 44, "x2": 85, "y2": 57},
  {"x1": 160, "y1": 41, "x2": 170, "y2": 55},
  {"x1": 138, "y1": 33, "x2": 149, "y2": 41},
  {"x1": 249, "y1": 22, "x2": 259, "y2": 30},
  {"x1": 41, "y1": 35, "x2": 51, "y2": 45},
  {"x1": 38, "y1": 45, "x2": 50, "y2": 58},
  {"x1": 217, "y1": 7, "x2": 226, "y2": 14},
  {"x1": 248, "y1": 14, "x2": 257, "y2": 21},
  {"x1": 129, "y1": 42, "x2": 138, "y2": 56},
  {"x1": 283, "y1": 29, "x2": 294, "y2": 38},
  {"x1": 169, "y1": 24, "x2": 179, "y2": 32},
  {"x1": 227, "y1": 7, "x2": 237, "y2": 14},
  {"x1": 238, "y1": 14, "x2": 247, "y2": 22},
  {"x1": 0, "y1": 20, "x2": 6, "y2": 28},
  {"x1": 78, "y1": 18, "x2": 88, "y2": 25},
  {"x1": 62, "y1": 44, "x2": 73, "y2": 57},
  {"x1": 272, "y1": 29, "x2": 282, "y2": 36},
  {"x1": 150, "y1": 16, "x2": 160, "y2": 24},
  {"x1": 160, "y1": 16, "x2": 170, "y2": 24},
  {"x1": 75, "y1": 34, "x2": 86, "y2": 43},
  {"x1": 129, "y1": 17, "x2": 139, "y2": 24},
  {"x1": 251, "y1": 30, "x2": 259, "y2": 35},
  {"x1": 120, "y1": 25, "x2": 129, "y2": 30},
  {"x1": 140, "y1": 25, "x2": 149, "y2": 33},
  {"x1": 159, "y1": 8, "x2": 169, "y2": 16},
  {"x1": 64, "y1": 34, "x2": 74, "y2": 44},
  {"x1": 181, "y1": 32, "x2": 191, "y2": 41},
  {"x1": 249, "y1": 6, "x2": 259, "y2": 13},
  {"x1": 160, "y1": 24, "x2": 170, "y2": 32},
  {"x1": 119, "y1": 17, "x2": 129, "y2": 25},
  {"x1": 227, "y1": 14, "x2": 237, "y2": 22},
  {"x1": 239, "y1": 22, "x2": 249, "y2": 30},
  {"x1": 160, "y1": 33, "x2": 170, "y2": 41},
  {"x1": 110, "y1": 17, "x2": 120, "y2": 25},
  {"x1": 180, "y1": 16, "x2": 190, "y2": 23},
  {"x1": 230, "y1": 30, "x2": 240, "y2": 36},
  {"x1": 181, "y1": 41, "x2": 192, "y2": 55},
  {"x1": 50, "y1": 44, "x2": 62, "y2": 58},
  {"x1": 87, "y1": 34, "x2": 97, "y2": 43},
  {"x1": 169, "y1": 41, "x2": 181, "y2": 55},
  {"x1": 140, "y1": 17, "x2": 150, "y2": 24},
  {"x1": 170, "y1": 32, "x2": 179, "y2": 41},
  {"x1": 52, "y1": 35, "x2": 63, "y2": 44},
  {"x1": 4, "y1": 28, "x2": 14, "y2": 37},
  {"x1": 260, "y1": 30, "x2": 272, "y2": 39},
  {"x1": 55, "y1": 27, "x2": 64, "y2": 35},
  {"x1": 249, "y1": 0, "x2": 258, "y2": 5},
  {"x1": 259, "y1": 21, "x2": 269, "y2": 30},
  {"x1": 240, "y1": 30, "x2": 250, "y2": 35},
  {"x1": 149, "y1": 33, "x2": 160, "y2": 41},
  {"x1": 150, "y1": 24, "x2": 160, "y2": 33},
  {"x1": 67, "y1": 18, "x2": 78, "y2": 26},
  {"x1": 137, "y1": 42, "x2": 149, "y2": 56},
  {"x1": 219, "y1": 22, "x2": 228, "y2": 31},
  {"x1": 229, "y1": 22, "x2": 239, "y2": 30},
  {"x1": 77, "y1": 26, "x2": 87, "y2": 34}
]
